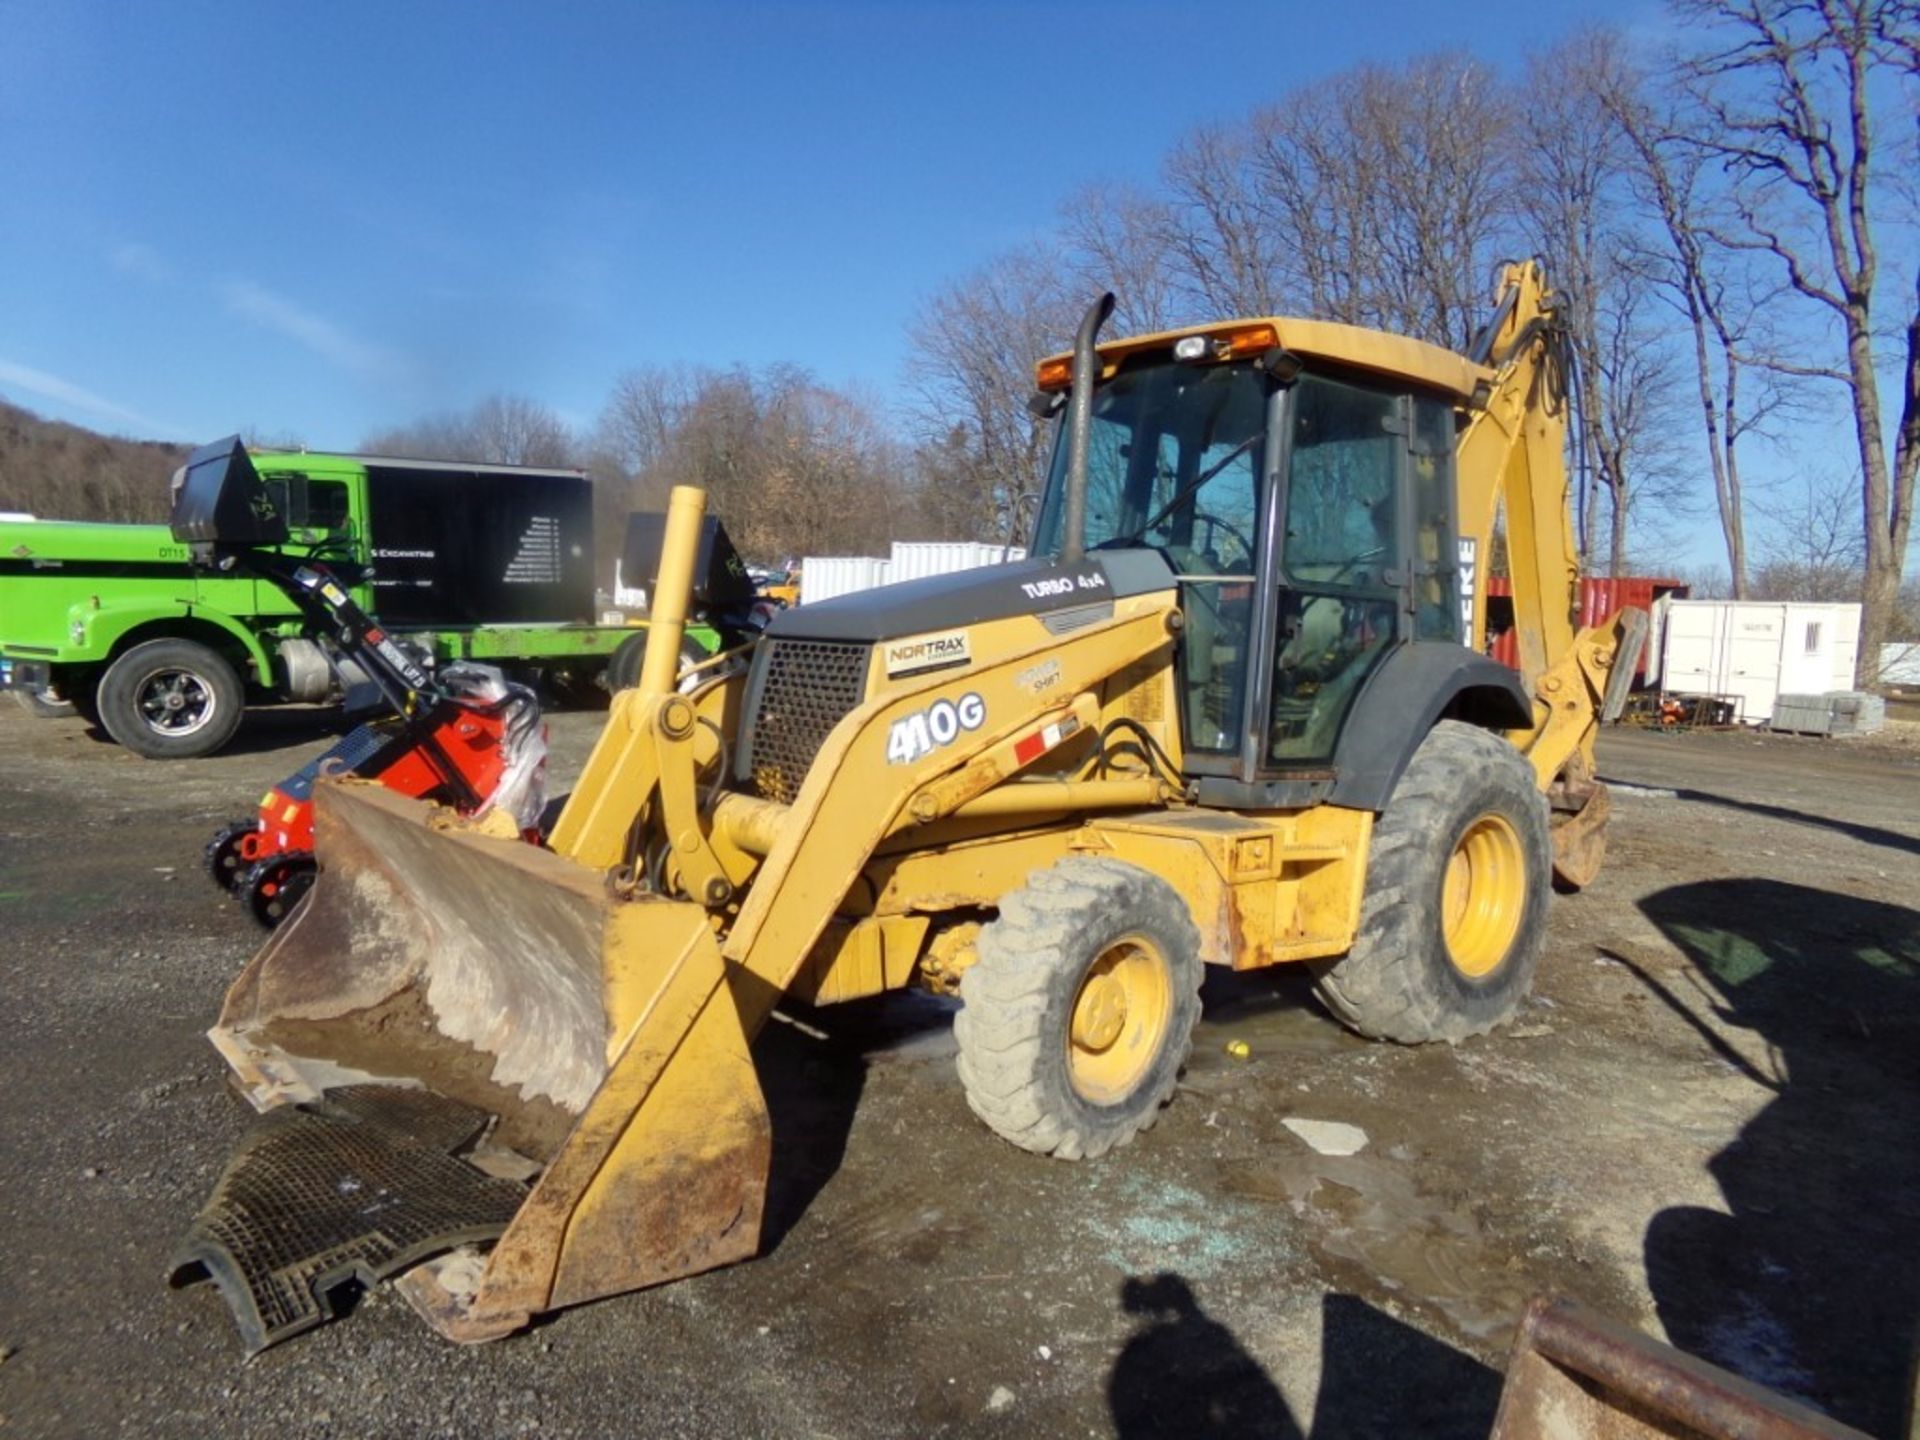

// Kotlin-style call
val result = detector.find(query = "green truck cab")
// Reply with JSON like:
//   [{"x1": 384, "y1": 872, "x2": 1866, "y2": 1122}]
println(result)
[{"x1": 0, "y1": 449, "x2": 677, "y2": 758}]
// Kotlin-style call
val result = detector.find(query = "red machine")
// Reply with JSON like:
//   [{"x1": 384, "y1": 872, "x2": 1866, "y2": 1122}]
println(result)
[
  {"x1": 204, "y1": 663, "x2": 544, "y2": 925},
  {"x1": 175, "y1": 438, "x2": 547, "y2": 927}
]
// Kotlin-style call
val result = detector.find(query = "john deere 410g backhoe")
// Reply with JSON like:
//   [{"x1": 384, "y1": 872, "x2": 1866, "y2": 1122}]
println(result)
[{"x1": 172, "y1": 260, "x2": 1646, "y2": 1354}]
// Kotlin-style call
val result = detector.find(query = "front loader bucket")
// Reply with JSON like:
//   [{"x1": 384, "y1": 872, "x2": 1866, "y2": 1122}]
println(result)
[
  {"x1": 1491, "y1": 1296, "x2": 1870, "y2": 1439},
  {"x1": 173, "y1": 779, "x2": 771, "y2": 1351}
]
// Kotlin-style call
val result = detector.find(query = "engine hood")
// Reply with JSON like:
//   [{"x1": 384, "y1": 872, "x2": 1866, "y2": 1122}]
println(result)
[{"x1": 764, "y1": 548, "x2": 1177, "y2": 645}]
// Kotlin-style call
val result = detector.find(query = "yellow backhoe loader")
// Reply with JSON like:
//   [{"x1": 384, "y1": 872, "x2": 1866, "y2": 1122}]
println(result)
[{"x1": 171, "y1": 259, "x2": 1645, "y2": 1353}]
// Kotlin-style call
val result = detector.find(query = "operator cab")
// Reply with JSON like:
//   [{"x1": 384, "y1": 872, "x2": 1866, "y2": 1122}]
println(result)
[{"x1": 1030, "y1": 323, "x2": 1480, "y2": 800}]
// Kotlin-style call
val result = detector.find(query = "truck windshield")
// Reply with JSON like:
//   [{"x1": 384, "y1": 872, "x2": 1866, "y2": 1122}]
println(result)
[
  {"x1": 1032, "y1": 359, "x2": 1269, "y2": 758},
  {"x1": 1032, "y1": 360, "x2": 1267, "y2": 574}
]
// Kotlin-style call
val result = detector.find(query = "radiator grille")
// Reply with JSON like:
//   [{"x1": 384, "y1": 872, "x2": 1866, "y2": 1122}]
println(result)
[{"x1": 746, "y1": 639, "x2": 871, "y2": 803}]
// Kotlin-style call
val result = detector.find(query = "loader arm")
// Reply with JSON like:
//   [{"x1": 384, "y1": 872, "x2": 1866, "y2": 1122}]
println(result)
[{"x1": 720, "y1": 604, "x2": 1178, "y2": 1021}]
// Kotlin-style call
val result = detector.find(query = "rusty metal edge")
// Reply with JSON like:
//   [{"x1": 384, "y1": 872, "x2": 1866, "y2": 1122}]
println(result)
[{"x1": 1495, "y1": 1295, "x2": 1873, "y2": 1440}]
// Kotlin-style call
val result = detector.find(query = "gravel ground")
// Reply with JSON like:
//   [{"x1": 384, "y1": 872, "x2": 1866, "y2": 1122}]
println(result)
[{"x1": 0, "y1": 704, "x2": 1915, "y2": 1438}]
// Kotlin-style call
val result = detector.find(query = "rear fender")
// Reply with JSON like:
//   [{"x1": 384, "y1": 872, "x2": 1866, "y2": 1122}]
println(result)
[{"x1": 1329, "y1": 642, "x2": 1532, "y2": 812}]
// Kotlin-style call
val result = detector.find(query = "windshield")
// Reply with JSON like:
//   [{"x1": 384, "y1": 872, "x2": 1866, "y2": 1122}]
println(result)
[
  {"x1": 1032, "y1": 360, "x2": 1267, "y2": 575},
  {"x1": 1031, "y1": 359, "x2": 1270, "y2": 759}
]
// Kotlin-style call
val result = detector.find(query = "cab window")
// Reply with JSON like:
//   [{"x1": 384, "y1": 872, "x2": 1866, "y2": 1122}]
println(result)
[
  {"x1": 1270, "y1": 375, "x2": 1403, "y2": 766},
  {"x1": 305, "y1": 479, "x2": 351, "y2": 535}
]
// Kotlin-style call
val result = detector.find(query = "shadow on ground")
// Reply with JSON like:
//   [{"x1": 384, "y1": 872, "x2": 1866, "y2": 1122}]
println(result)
[
  {"x1": 1108, "y1": 1276, "x2": 1502, "y2": 1438},
  {"x1": 1636, "y1": 879, "x2": 1920, "y2": 1435},
  {"x1": 1597, "y1": 773, "x2": 1920, "y2": 857},
  {"x1": 754, "y1": 1012, "x2": 871, "y2": 1253}
]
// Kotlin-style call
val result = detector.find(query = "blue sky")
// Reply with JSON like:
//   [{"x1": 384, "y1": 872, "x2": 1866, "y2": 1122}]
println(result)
[{"x1": 0, "y1": 0, "x2": 1668, "y2": 451}]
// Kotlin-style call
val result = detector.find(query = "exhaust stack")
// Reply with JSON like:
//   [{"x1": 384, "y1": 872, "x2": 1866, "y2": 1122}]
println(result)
[{"x1": 1059, "y1": 292, "x2": 1115, "y2": 566}]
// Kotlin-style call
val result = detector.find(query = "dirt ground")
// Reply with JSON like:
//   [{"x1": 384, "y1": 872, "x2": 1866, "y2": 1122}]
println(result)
[{"x1": 0, "y1": 703, "x2": 1915, "y2": 1439}]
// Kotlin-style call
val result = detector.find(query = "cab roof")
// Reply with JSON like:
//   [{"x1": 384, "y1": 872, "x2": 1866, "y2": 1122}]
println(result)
[{"x1": 1038, "y1": 314, "x2": 1492, "y2": 404}]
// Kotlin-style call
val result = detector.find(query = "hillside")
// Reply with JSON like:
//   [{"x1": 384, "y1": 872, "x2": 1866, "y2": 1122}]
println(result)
[{"x1": 0, "y1": 398, "x2": 189, "y2": 523}]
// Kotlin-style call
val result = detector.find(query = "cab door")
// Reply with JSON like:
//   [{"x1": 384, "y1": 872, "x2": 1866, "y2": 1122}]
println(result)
[{"x1": 1266, "y1": 374, "x2": 1411, "y2": 767}]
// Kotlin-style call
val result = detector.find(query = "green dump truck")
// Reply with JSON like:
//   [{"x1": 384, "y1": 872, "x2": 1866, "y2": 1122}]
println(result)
[{"x1": 0, "y1": 448, "x2": 675, "y2": 758}]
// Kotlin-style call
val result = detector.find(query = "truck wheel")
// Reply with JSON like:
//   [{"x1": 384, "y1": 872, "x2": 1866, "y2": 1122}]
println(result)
[
  {"x1": 96, "y1": 638, "x2": 244, "y2": 759},
  {"x1": 605, "y1": 634, "x2": 711, "y2": 694},
  {"x1": 956, "y1": 857, "x2": 1203, "y2": 1160},
  {"x1": 11, "y1": 686, "x2": 75, "y2": 719},
  {"x1": 605, "y1": 633, "x2": 646, "y2": 693},
  {"x1": 1312, "y1": 720, "x2": 1550, "y2": 1044}
]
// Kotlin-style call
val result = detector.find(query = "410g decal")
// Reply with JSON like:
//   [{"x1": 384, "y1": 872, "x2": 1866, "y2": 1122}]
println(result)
[{"x1": 887, "y1": 693, "x2": 986, "y2": 765}]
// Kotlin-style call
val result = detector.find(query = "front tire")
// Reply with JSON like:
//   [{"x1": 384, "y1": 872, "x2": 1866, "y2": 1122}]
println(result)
[
  {"x1": 1312, "y1": 720, "x2": 1550, "y2": 1044},
  {"x1": 205, "y1": 818, "x2": 263, "y2": 892},
  {"x1": 956, "y1": 857, "x2": 1203, "y2": 1160},
  {"x1": 239, "y1": 851, "x2": 316, "y2": 928},
  {"x1": 96, "y1": 638, "x2": 244, "y2": 759}
]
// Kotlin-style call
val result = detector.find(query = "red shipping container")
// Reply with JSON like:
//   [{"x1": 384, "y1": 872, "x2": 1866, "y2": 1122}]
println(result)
[{"x1": 1485, "y1": 576, "x2": 1687, "y2": 683}]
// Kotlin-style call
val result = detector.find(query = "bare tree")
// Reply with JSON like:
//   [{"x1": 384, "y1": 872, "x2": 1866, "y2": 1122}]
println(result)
[
  {"x1": 0, "y1": 398, "x2": 186, "y2": 522},
  {"x1": 363, "y1": 393, "x2": 576, "y2": 468},
  {"x1": 1518, "y1": 32, "x2": 1694, "y2": 574},
  {"x1": 1750, "y1": 468, "x2": 1868, "y2": 599},
  {"x1": 1600, "y1": 54, "x2": 1806, "y2": 597},
  {"x1": 1674, "y1": 0, "x2": 1920, "y2": 684},
  {"x1": 467, "y1": 395, "x2": 574, "y2": 467},
  {"x1": 1236, "y1": 55, "x2": 1516, "y2": 346},
  {"x1": 1159, "y1": 121, "x2": 1288, "y2": 319},
  {"x1": 905, "y1": 246, "x2": 1081, "y2": 546},
  {"x1": 619, "y1": 365, "x2": 910, "y2": 562},
  {"x1": 1059, "y1": 181, "x2": 1187, "y2": 334},
  {"x1": 597, "y1": 367, "x2": 693, "y2": 486}
]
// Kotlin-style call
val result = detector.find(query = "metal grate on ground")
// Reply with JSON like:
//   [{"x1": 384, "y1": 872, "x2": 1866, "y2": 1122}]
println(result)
[{"x1": 170, "y1": 1086, "x2": 528, "y2": 1355}]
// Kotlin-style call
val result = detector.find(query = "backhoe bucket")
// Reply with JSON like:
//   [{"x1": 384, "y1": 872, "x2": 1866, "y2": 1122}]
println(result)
[
  {"x1": 172, "y1": 778, "x2": 771, "y2": 1352},
  {"x1": 1492, "y1": 1296, "x2": 1870, "y2": 1439}
]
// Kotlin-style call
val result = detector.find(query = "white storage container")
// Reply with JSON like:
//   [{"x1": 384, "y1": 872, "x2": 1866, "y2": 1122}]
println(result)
[
  {"x1": 800, "y1": 541, "x2": 1026, "y2": 604},
  {"x1": 887, "y1": 540, "x2": 1025, "y2": 583},
  {"x1": 800, "y1": 556, "x2": 890, "y2": 605},
  {"x1": 1658, "y1": 600, "x2": 1861, "y2": 723}
]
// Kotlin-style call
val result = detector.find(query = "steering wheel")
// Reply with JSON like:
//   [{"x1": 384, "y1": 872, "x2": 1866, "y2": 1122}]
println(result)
[{"x1": 1190, "y1": 511, "x2": 1256, "y2": 571}]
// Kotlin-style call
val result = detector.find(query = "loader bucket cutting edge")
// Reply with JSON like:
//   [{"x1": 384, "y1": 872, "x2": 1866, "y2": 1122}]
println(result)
[{"x1": 183, "y1": 779, "x2": 772, "y2": 1348}]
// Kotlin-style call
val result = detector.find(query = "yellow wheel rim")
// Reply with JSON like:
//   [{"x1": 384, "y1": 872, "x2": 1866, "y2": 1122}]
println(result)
[
  {"x1": 1067, "y1": 934, "x2": 1172, "y2": 1105},
  {"x1": 1442, "y1": 813, "x2": 1527, "y2": 978}
]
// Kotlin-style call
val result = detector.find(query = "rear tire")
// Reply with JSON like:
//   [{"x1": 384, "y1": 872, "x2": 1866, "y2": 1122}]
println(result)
[
  {"x1": 956, "y1": 857, "x2": 1203, "y2": 1160},
  {"x1": 96, "y1": 638, "x2": 244, "y2": 759},
  {"x1": 605, "y1": 633, "x2": 713, "y2": 695},
  {"x1": 1312, "y1": 720, "x2": 1550, "y2": 1044},
  {"x1": 11, "y1": 686, "x2": 75, "y2": 719},
  {"x1": 604, "y1": 633, "x2": 647, "y2": 693}
]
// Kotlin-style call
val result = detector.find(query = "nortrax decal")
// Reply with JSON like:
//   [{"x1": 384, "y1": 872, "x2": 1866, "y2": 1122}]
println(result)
[
  {"x1": 883, "y1": 629, "x2": 971, "y2": 677},
  {"x1": 887, "y1": 692, "x2": 986, "y2": 765}
]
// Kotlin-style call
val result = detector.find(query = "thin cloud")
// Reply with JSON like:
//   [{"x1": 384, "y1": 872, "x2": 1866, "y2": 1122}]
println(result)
[
  {"x1": 220, "y1": 279, "x2": 406, "y2": 383},
  {"x1": 0, "y1": 357, "x2": 177, "y2": 437},
  {"x1": 108, "y1": 241, "x2": 173, "y2": 284}
]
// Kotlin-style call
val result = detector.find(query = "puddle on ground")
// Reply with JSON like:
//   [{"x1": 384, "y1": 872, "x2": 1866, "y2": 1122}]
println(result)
[
  {"x1": 1217, "y1": 1148, "x2": 1531, "y2": 1342},
  {"x1": 1188, "y1": 969, "x2": 1369, "y2": 1076}
]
